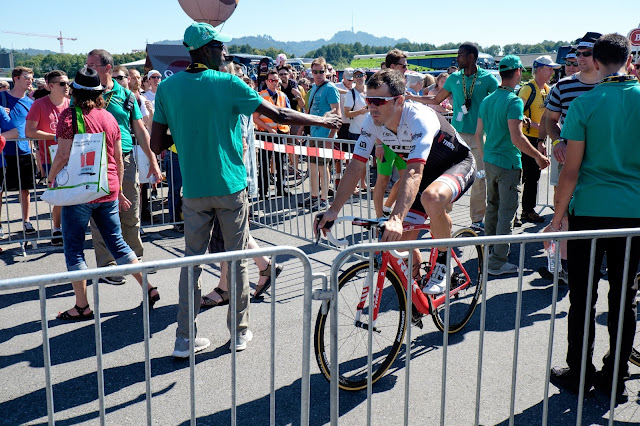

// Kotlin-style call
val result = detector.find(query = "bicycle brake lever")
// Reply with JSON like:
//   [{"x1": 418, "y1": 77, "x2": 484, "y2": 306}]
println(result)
[{"x1": 314, "y1": 213, "x2": 335, "y2": 245}]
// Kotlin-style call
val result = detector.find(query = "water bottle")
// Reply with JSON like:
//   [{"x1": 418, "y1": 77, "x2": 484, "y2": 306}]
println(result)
[
  {"x1": 476, "y1": 169, "x2": 486, "y2": 179},
  {"x1": 547, "y1": 240, "x2": 557, "y2": 274}
]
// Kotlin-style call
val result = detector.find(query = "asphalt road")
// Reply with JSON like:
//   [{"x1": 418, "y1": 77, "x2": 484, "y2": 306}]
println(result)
[{"x1": 1, "y1": 174, "x2": 640, "y2": 425}]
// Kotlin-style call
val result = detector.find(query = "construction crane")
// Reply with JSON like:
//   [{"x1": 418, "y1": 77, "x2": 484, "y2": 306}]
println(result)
[{"x1": 1, "y1": 31, "x2": 77, "y2": 54}]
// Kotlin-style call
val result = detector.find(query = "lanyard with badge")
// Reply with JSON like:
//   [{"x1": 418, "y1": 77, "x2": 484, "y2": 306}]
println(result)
[
  {"x1": 186, "y1": 62, "x2": 209, "y2": 72},
  {"x1": 456, "y1": 70, "x2": 478, "y2": 122}
]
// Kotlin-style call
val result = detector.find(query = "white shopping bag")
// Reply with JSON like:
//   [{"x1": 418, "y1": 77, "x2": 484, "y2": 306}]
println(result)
[
  {"x1": 133, "y1": 145, "x2": 152, "y2": 184},
  {"x1": 41, "y1": 132, "x2": 110, "y2": 206}
]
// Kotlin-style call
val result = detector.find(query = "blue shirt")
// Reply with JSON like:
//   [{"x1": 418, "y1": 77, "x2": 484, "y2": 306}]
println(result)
[
  {"x1": 308, "y1": 81, "x2": 340, "y2": 138},
  {"x1": 0, "y1": 91, "x2": 33, "y2": 155}
]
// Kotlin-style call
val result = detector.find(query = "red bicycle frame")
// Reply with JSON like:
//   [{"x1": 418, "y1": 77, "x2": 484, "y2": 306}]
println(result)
[{"x1": 356, "y1": 224, "x2": 474, "y2": 324}]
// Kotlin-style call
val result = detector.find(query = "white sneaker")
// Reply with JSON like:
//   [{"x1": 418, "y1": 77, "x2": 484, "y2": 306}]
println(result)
[
  {"x1": 233, "y1": 329, "x2": 253, "y2": 352},
  {"x1": 423, "y1": 261, "x2": 451, "y2": 294},
  {"x1": 172, "y1": 337, "x2": 211, "y2": 358},
  {"x1": 488, "y1": 262, "x2": 519, "y2": 276}
]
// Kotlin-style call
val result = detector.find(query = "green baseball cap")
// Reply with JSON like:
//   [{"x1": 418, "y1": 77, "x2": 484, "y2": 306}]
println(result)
[
  {"x1": 499, "y1": 55, "x2": 526, "y2": 72},
  {"x1": 183, "y1": 22, "x2": 232, "y2": 52}
]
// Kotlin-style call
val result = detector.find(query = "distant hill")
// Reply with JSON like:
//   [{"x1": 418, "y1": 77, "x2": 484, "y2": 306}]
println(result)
[
  {"x1": 155, "y1": 30, "x2": 411, "y2": 57},
  {"x1": 0, "y1": 47, "x2": 57, "y2": 56}
]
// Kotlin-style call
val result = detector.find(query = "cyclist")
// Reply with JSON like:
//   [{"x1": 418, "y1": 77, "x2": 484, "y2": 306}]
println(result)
[{"x1": 316, "y1": 69, "x2": 476, "y2": 294}]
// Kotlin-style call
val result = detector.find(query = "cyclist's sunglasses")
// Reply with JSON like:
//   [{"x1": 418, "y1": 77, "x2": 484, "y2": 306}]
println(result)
[
  {"x1": 365, "y1": 95, "x2": 400, "y2": 106},
  {"x1": 575, "y1": 50, "x2": 592, "y2": 57}
]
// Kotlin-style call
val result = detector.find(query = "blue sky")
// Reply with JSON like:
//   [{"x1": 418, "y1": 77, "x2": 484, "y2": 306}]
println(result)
[{"x1": 1, "y1": 1, "x2": 637, "y2": 55}]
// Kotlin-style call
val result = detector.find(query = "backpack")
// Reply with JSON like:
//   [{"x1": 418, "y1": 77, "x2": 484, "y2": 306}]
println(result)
[{"x1": 516, "y1": 82, "x2": 537, "y2": 118}]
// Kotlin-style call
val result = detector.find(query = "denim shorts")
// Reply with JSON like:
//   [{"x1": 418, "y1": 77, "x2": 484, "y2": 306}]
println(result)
[{"x1": 61, "y1": 200, "x2": 137, "y2": 271}]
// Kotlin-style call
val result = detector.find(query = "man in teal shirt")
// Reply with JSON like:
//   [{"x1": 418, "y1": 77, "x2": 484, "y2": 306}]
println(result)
[
  {"x1": 409, "y1": 42, "x2": 499, "y2": 230},
  {"x1": 151, "y1": 22, "x2": 340, "y2": 357},
  {"x1": 475, "y1": 55, "x2": 549, "y2": 276},
  {"x1": 550, "y1": 34, "x2": 640, "y2": 403},
  {"x1": 86, "y1": 49, "x2": 162, "y2": 285}
]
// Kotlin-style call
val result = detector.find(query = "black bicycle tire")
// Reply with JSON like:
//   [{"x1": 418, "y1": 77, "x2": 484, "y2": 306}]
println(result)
[
  {"x1": 431, "y1": 228, "x2": 484, "y2": 333},
  {"x1": 314, "y1": 261, "x2": 407, "y2": 391}
]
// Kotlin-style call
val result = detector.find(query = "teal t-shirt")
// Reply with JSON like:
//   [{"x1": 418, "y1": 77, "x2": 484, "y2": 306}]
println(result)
[
  {"x1": 103, "y1": 79, "x2": 142, "y2": 153},
  {"x1": 561, "y1": 78, "x2": 640, "y2": 218},
  {"x1": 308, "y1": 81, "x2": 340, "y2": 138},
  {"x1": 444, "y1": 68, "x2": 499, "y2": 134},
  {"x1": 154, "y1": 70, "x2": 263, "y2": 198},
  {"x1": 479, "y1": 87, "x2": 524, "y2": 169}
]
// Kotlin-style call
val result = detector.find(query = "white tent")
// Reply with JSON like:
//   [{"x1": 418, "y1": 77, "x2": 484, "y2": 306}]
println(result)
[{"x1": 118, "y1": 59, "x2": 146, "y2": 67}]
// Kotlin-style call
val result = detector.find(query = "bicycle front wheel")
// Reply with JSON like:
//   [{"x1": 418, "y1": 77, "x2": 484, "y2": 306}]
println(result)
[
  {"x1": 631, "y1": 273, "x2": 640, "y2": 367},
  {"x1": 314, "y1": 261, "x2": 407, "y2": 391},
  {"x1": 432, "y1": 228, "x2": 484, "y2": 333}
]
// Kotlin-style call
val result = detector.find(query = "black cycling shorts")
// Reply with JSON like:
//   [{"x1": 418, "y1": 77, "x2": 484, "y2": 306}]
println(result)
[{"x1": 405, "y1": 149, "x2": 476, "y2": 224}]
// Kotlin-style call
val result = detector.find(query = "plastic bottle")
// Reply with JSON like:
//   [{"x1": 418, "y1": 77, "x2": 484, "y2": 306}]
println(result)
[{"x1": 547, "y1": 240, "x2": 557, "y2": 274}]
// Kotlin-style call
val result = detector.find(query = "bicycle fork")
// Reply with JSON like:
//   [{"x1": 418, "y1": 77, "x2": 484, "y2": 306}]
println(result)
[{"x1": 354, "y1": 258, "x2": 385, "y2": 333}]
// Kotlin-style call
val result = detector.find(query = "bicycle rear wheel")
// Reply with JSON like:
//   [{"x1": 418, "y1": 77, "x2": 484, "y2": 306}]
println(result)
[
  {"x1": 432, "y1": 228, "x2": 484, "y2": 333},
  {"x1": 314, "y1": 261, "x2": 407, "y2": 391}
]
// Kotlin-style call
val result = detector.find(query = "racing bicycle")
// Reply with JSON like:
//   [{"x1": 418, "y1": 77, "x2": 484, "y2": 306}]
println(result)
[{"x1": 314, "y1": 216, "x2": 484, "y2": 391}]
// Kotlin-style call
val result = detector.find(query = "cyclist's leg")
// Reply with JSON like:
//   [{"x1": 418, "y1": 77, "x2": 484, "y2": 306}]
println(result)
[{"x1": 420, "y1": 150, "x2": 476, "y2": 250}]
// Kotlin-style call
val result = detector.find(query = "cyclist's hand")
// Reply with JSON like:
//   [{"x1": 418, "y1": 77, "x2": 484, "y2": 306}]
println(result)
[
  {"x1": 381, "y1": 217, "x2": 403, "y2": 242},
  {"x1": 315, "y1": 210, "x2": 337, "y2": 237}
]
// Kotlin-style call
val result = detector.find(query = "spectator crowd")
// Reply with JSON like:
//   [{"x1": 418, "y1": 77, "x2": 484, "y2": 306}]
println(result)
[{"x1": 1, "y1": 24, "x2": 639, "y2": 402}]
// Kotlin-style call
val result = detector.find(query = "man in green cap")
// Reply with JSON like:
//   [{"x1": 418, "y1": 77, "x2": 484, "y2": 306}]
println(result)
[
  {"x1": 475, "y1": 55, "x2": 550, "y2": 276},
  {"x1": 151, "y1": 22, "x2": 341, "y2": 357}
]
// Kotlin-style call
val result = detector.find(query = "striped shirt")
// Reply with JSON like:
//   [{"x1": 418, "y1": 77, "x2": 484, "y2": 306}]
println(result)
[{"x1": 545, "y1": 74, "x2": 598, "y2": 124}]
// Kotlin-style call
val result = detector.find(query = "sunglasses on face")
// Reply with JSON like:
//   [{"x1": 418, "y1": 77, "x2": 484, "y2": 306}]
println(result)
[
  {"x1": 150, "y1": 76, "x2": 161, "y2": 80},
  {"x1": 565, "y1": 61, "x2": 578, "y2": 67},
  {"x1": 312, "y1": 69, "x2": 325, "y2": 74},
  {"x1": 267, "y1": 78, "x2": 279, "y2": 83},
  {"x1": 53, "y1": 81, "x2": 70, "y2": 87},
  {"x1": 575, "y1": 50, "x2": 592, "y2": 57},
  {"x1": 365, "y1": 95, "x2": 400, "y2": 106},
  {"x1": 354, "y1": 74, "x2": 365, "y2": 78},
  {"x1": 113, "y1": 75, "x2": 129, "y2": 81}
]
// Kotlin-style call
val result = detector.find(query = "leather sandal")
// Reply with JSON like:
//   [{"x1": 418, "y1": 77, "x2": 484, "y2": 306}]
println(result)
[
  {"x1": 148, "y1": 286, "x2": 160, "y2": 308},
  {"x1": 57, "y1": 304, "x2": 94, "y2": 321},
  {"x1": 200, "y1": 287, "x2": 229, "y2": 309},
  {"x1": 253, "y1": 262, "x2": 283, "y2": 298}
]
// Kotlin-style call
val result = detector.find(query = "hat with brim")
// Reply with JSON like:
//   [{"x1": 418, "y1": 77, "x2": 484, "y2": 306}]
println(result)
[
  {"x1": 563, "y1": 47, "x2": 577, "y2": 60},
  {"x1": 577, "y1": 32, "x2": 602, "y2": 49},
  {"x1": 71, "y1": 66, "x2": 103, "y2": 92},
  {"x1": 343, "y1": 67, "x2": 355, "y2": 80},
  {"x1": 533, "y1": 55, "x2": 561, "y2": 69},
  {"x1": 183, "y1": 22, "x2": 232, "y2": 52},
  {"x1": 499, "y1": 55, "x2": 526, "y2": 72}
]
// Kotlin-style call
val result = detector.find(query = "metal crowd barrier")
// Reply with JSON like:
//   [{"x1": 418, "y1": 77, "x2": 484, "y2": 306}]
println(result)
[
  {"x1": 328, "y1": 228, "x2": 640, "y2": 426},
  {"x1": 1, "y1": 131, "x2": 557, "y2": 255},
  {"x1": 251, "y1": 132, "x2": 375, "y2": 251},
  {"x1": 0, "y1": 245, "x2": 322, "y2": 426}
]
